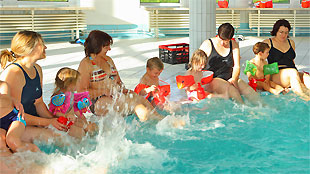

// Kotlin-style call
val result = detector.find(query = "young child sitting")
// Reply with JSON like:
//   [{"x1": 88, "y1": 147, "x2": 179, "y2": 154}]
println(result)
[
  {"x1": 0, "y1": 80, "x2": 39, "y2": 154},
  {"x1": 49, "y1": 67, "x2": 98, "y2": 139},
  {"x1": 246, "y1": 42, "x2": 287, "y2": 95},
  {"x1": 184, "y1": 49, "x2": 227, "y2": 102},
  {"x1": 134, "y1": 57, "x2": 170, "y2": 107}
]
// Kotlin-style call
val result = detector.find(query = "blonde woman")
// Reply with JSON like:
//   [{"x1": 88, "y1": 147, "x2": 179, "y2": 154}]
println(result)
[{"x1": 0, "y1": 31, "x2": 66, "y2": 144}]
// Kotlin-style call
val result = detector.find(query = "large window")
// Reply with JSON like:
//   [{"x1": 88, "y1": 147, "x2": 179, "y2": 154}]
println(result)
[
  {"x1": 253, "y1": 0, "x2": 290, "y2": 3},
  {"x1": 18, "y1": 0, "x2": 68, "y2": 1},
  {"x1": 140, "y1": 0, "x2": 179, "y2": 2}
]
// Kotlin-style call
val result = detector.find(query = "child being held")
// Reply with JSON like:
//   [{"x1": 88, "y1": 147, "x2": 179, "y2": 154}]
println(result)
[
  {"x1": 185, "y1": 49, "x2": 227, "y2": 102},
  {"x1": 0, "y1": 80, "x2": 39, "y2": 154},
  {"x1": 134, "y1": 57, "x2": 170, "y2": 107},
  {"x1": 49, "y1": 67, "x2": 97, "y2": 139},
  {"x1": 246, "y1": 42, "x2": 287, "y2": 95}
]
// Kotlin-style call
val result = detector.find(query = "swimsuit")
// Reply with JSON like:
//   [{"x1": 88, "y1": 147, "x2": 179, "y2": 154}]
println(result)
[
  {"x1": 248, "y1": 78, "x2": 265, "y2": 91},
  {"x1": 13, "y1": 63, "x2": 42, "y2": 116},
  {"x1": 205, "y1": 39, "x2": 234, "y2": 81},
  {"x1": 267, "y1": 38, "x2": 296, "y2": 70},
  {"x1": 89, "y1": 56, "x2": 117, "y2": 82},
  {"x1": 89, "y1": 56, "x2": 117, "y2": 113},
  {"x1": 0, "y1": 108, "x2": 26, "y2": 131}
]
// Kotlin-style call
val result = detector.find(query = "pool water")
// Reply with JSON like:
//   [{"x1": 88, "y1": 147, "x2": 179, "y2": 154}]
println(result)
[{"x1": 19, "y1": 93, "x2": 310, "y2": 173}]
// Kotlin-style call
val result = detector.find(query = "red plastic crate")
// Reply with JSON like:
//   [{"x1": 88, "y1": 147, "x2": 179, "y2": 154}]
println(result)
[{"x1": 159, "y1": 43, "x2": 189, "y2": 65}]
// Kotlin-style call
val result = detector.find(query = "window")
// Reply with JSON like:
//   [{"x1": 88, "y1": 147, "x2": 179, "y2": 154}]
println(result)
[
  {"x1": 18, "y1": 0, "x2": 68, "y2": 1},
  {"x1": 140, "y1": 0, "x2": 179, "y2": 2},
  {"x1": 253, "y1": 0, "x2": 290, "y2": 3}
]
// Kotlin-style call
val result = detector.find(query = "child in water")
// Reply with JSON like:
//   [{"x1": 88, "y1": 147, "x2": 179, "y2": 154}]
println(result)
[
  {"x1": 49, "y1": 67, "x2": 97, "y2": 139},
  {"x1": 0, "y1": 80, "x2": 40, "y2": 154},
  {"x1": 134, "y1": 57, "x2": 170, "y2": 107},
  {"x1": 246, "y1": 42, "x2": 287, "y2": 95},
  {"x1": 185, "y1": 49, "x2": 227, "y2": 102}
]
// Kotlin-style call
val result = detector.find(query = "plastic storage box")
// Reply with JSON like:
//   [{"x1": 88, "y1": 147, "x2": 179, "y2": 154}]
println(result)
[{"x1": 159, "y1": 43, "x2": 189, "y2": 65}]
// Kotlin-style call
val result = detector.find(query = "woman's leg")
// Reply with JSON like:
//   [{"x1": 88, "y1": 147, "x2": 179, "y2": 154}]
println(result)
[
  {"x1": 238, "y1": 79, "x2": 263, "y2": 105},
  {"x1": 21, "y1": 126, "x2": 61, "y2": 146},
  {"x1": 299, "y1": 71, "x2": 310, "y2": 89},
  {"x1": 272, "y1": 69, "x2": 310, "y2": 99},
  {"x1": 6, "y1": 121, "x2": 40, "y2": 152},
  {"x1": 206, "y1": 78, "x2": 244, "y2": 103},
  {"x1": 0, "y1": 129, "x2": 12, "y2": 157}
]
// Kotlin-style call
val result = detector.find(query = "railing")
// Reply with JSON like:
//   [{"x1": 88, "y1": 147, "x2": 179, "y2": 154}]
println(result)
[
  {"x1": 146, "y1": 7, "x2": 310, "y2": 37},
  {"x1": 248, "y1": 8, "x2": 310, "y2": 37},
  {"x1": 0, "y1": 7, "x2": 90, "y2": 41}
]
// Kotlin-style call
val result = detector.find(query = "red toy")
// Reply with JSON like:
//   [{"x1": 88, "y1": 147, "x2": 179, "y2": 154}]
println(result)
[{"x1": 57, "y1": 116, "x2": 74, "y2": 129}]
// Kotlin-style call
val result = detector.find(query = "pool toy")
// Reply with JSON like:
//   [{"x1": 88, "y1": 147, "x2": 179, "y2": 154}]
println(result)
[
  {"x1": 57, "y1": 116, "x2": 73, "y2": 129},
  {"x1": 201, "y1": 70, "x2": 214, "y2": 85},
  {"x1": 73, "y1": 91, "x2": 92, "y2": 117},
  {"x1": 263, "y1": 62, "x2": 279, "y2": 75},
  {"x1": 49, "y1": 92, "x2": 72, "y2": 115},
  {"x1": 244, "y1": 60, "x2": 257, "y2": 76}
]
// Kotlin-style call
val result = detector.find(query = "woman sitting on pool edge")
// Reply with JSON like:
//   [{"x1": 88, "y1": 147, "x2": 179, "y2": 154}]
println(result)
[
  {"x1": 77, "y1": 30, "x2": 163, "y2": 121},
  {"x1": 199, "y1": 23, "x2": 262, "y2": 105},
  {"x1": 263, "y1": 19, "x2": 310, "y2": 100}
]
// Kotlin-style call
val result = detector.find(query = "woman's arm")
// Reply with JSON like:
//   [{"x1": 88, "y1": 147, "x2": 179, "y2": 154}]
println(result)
[
  {"x1": 34, "y1": 64, "x2": 54, "y2": 118},
  {"x1": 229, "y1": 40, "x2": 241, "y2": 87}
]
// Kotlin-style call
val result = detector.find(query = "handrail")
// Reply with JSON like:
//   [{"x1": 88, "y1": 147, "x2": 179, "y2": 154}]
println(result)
[{"x1": 146, "y1": 7, "x2": 310, "y2": 37}]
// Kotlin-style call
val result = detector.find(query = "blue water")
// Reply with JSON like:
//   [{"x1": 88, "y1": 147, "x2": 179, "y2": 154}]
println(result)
[{"x1": 30, "y1": 93, "x2": 310, "y2": 173}]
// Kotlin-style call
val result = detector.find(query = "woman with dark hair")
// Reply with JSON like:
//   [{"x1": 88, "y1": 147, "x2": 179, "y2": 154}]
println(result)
[
  {"x1": 77, "y1": 30, "x2": 163, "y2": 121},
  {"x1": 263, "y1": 19, "x2": 310, "y2": 100},
  {"x1": 199, "y1": 23, "x2": 262, "y2": 104}
]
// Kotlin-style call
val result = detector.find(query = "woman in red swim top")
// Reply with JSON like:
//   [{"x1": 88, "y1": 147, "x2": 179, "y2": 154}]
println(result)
[
  {"x1": 77, "y1": 30, "x2": 163, "y2": 121},
  {"x1": 263, "y1": 19, "x2": 310, "y2": 100}
]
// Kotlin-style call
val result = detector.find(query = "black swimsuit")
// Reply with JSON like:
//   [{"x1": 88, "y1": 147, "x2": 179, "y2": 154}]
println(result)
[
  {"x1": 205, "y1": 39, "x2": 234, "y2": 80},
  {"x1": 13, "y1": 63, "x2": 42, "y2": 116},
  {"x1": 267, "y1": 38, "x2": 296, "y2": 70}
]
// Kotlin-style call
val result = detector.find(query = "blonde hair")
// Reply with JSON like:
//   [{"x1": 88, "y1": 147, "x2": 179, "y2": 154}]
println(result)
[
  {"x1": 0, "y1": 30, "x2": 44, "y2": 69},
  {"x1": 146, "y1": 57, "x2": 164, "y2": 71},
  {"x1": 188, "y1": 49, "x2": 208, "y2": 71},
  {"x1": 53, "y1": 67, "x2": 80, "y2": 95},
  {"x1": 253, "y1": 42, "x2": 270, "y2": 55}
]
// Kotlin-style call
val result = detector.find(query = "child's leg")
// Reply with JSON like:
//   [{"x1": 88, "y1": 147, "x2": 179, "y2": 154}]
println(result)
[
  {"x1": 256, "y1": 81, "x2": 282, "y2": 95},
  {"x1": 6, "y1": 121, "x2": 40, "y2": 152},
  {"x1": 67, "y1": 124, "x2": 86, "y2": 140},
  {"x1": 0, "y1": 129, "x2": 12, "y2": 157}
]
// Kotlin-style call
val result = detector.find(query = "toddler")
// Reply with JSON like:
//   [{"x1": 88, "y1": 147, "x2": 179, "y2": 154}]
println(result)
[{"x1": 49, "y1": 67, "x2": 98, "y2": 139}]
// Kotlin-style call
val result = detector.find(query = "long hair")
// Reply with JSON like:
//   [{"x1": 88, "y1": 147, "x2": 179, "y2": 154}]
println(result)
[{"x1": 0, "y1": 30, "x2": 44, "y2": 69}]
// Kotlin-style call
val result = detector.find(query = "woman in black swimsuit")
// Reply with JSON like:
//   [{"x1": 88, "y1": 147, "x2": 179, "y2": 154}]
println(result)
[
  {"x1": 200, "y1": 23, "x2": 262, "y2": 104},
  {"x1": 77, "y1": 30, "x2": 163, "y2": 121},
  {"x1": 263, "y1": 19, "x2": 310, "y2": 100}
]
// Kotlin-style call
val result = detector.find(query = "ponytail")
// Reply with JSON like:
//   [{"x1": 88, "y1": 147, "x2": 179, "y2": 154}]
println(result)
[{"x1": 0, "y1": 50, "x2": 15, "y2": 69}]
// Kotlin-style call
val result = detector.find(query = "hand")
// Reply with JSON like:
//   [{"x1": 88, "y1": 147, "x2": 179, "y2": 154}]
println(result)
[
  {"x1": 146, "y1": 85, "x2": 156, "y2": 93},
  {"x1": 51, "y1": 118, "x2": 68, "y2": 132},
  {"x1": 66, "y1": 113, "x2": 76, "y2": 122},
  {"x1": 12, "y1": 98, "x2": 25, "y2": 120},
  {"x1": 228, "y1": 78, "x2": 239, "y2": 89}
]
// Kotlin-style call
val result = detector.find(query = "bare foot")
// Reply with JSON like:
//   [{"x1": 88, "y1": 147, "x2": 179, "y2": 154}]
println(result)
[{"x1": 282, "y1": 88, "x2": 290, "y2": 95}]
